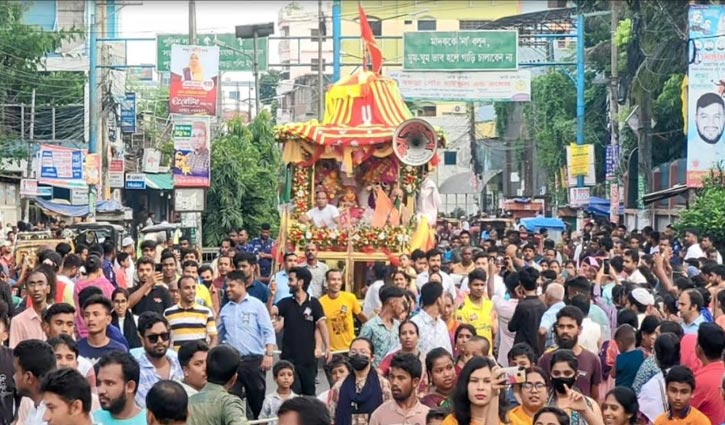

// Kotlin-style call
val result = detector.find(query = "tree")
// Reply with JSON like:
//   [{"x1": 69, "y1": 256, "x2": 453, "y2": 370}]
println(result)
[
  {"x1": 674, "y1": 166, "x2": 725, "y2": 251},
  {"x1": 259, "y1": 69, "x2": 283, "y2": 105},
  {"x1": 0, "y1": 3, "x2": 85, "y2": 162},
  {"x1": 202, "y1": 111, "x2": 281, "y2": 245}
]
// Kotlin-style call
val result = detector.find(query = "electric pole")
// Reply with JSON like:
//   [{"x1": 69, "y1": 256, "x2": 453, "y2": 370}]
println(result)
[
  {"x1": 23, "y1": 89, "x2": 35, "y2": 222},
  {"x1": 189, "y1": 0, "x2": 197, "y2": 44},
  {"x1": 318, "y1": 0, "x2": 324, "y2": 121},
  {"x1": 609, "y1": 0, "x2": 619, "y2": 223},
  {"x1": 88, "y1": 0, "x2": 98, "y2": 221}
]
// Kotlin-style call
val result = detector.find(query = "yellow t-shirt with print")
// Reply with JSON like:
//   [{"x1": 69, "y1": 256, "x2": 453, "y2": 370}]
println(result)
[
  {"x1": 319, "y1": 292, "x2": 361, "y2": 351},
  {"x1": 455, "y1": 295, "x2": 494, "y2": 352}
]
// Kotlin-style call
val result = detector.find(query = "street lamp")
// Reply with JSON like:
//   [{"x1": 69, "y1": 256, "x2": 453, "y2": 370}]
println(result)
[{"x1": 235, "y1": 22, "x2": 274, "y2": 116}]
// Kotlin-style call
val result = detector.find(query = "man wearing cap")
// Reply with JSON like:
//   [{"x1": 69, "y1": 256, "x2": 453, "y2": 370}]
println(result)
[
  {"x1": 628, "y1": 287, "x2": 655, "y2": 327},
  {"x1": 249, "y1": 224, "x2": 274, "y2": 284},
  {"x1": 121, "y1": 237, "x2": 137, "y2": 287}
]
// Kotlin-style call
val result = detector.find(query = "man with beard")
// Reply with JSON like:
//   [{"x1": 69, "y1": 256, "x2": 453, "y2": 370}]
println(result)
[
  {"x1": 695, "y1": 92, "x2": 725, "y2": 144},
  {"x1": 222, "y1": 252, "x2": 269, "y2": 307},
  {"x1": 369, "y1": 353, "x2": 429, "y2": 425},
  {"x1": 415, "y1": 249, "x2": 456, "y2": 300},
  {"x1": 249, "y1": 223, "x2": 274, "y2": 284},
  {"x1": 128, "y1": 257, "x2": 173, "y2": 316},
  {"x1": 135, "y1": 312, "x2": 183, "y2": 408},
  {"x1": 536, "y1": 306, "x2": 602, "y2": 400},
  {"x1": 94, "y1": 351, "x2": 146, "y2": 424},
  {"x1": 302, "y1": 243, "x2": 328, "y2": 299}
]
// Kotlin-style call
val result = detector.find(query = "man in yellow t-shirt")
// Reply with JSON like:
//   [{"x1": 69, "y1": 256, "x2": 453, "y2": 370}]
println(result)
[
  {"x1": 319, "y1": 269, "x2": 367, "y2": 351},
  {"x1": 455, "y1": 269, "x2": 497, "y2": 354}
]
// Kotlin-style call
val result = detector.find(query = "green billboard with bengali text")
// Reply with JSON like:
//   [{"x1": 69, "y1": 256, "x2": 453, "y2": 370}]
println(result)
[
  {"x1": 157, "y1": 33, "x2": 268, "y2": 72},
  {"x1": 403, "y1": 30, "x2": 518, "y2": 71}
]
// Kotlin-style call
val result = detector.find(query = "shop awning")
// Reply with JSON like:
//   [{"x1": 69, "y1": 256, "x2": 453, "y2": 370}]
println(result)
[
  {"x1": 33, "y1": 198, "x2": 124, "y2": 217},
  {"x1": 145, "y1": 173, "x2": 173, "y2": 190},
  {"x1": 642, "y1": 184, "x2": 691, "y2": 205}
]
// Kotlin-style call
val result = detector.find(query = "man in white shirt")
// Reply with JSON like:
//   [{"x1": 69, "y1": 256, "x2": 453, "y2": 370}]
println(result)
[
  {"x1": 300, "y1": 189, "x2": 340, "y2": 229},
  {"x1": 623, "y1": 249, "x2": 648, "y2": 284},
  {"x1": 121, "y1": 237, "x2": 137, "y2": 286},
  {"x1": 702, "y1": 234, "x2": 723, "y2": 264},
  {"x1": 362, "y1": 263, "x2": 388, "y2": 317},
  {"x1": 684, "y1": 229, "x2": 705, "y2": 260},
  {"x1": 13, "y1": 339, "x2": 57, "y2": 425},
  {"x1": 302, "y1": 243, "x2": 329, "y2": 299},
  {"x1": 411, "y1": 280, "x2": 452, "y2": 356},
  {"x1": 415, "y1": 249, "x2": 456, "y2": 300}
]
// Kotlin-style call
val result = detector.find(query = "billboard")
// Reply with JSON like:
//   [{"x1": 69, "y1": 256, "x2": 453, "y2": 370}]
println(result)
[
  {"x1": 120, "y1": 92, "x2": 136, "y2": 133},
  {"x1": 403, "y1": 31, "x2": 518, "y2": 71},
  {"x1": 169, "y1": 45, "x2": 219, "y2": 116},
  {"x1": 172, "y1": 116, "x2": 211, "y2": 187},
  {"x1": 38, "y1": 145, "x2": 88, "y2": 189},
  {"x1": 387, "y1": 69, "x2": 530, "y2": 102},
  {"x1": 157, "y1": 33, "x2": 268, "y2": 72},
  {"x1": 687, "y1": 5, "x2": 725, "y2": 186}
]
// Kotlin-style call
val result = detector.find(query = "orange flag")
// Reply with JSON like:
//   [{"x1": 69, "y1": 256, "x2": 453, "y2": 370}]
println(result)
[
  {"x1": 358, "y1": 2, "x2": 382, "y2": 73},
  {"x1": 372, "y1": 187, "x2": 400, "y2": 228}
]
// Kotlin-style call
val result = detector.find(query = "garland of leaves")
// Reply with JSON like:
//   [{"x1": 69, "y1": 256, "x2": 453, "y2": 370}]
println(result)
[{"x1": 291, "y1": 166, "x2": 311, "y2": 220}]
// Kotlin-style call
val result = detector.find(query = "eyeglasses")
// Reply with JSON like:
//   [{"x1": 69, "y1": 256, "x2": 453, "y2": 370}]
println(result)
[
  {"x1": 521, "y1": 382, "x2": 547, "y2": 391},
  {"x1": 145, "y1": 332, "x2": 170, "y2": 343},
  {"x1": 348, "y1": 350, "x2": 370, "y2": 357}
]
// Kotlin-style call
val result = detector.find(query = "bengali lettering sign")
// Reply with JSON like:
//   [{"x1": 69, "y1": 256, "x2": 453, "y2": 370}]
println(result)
[
  {"x1": 157, "y1": 33, "x2": 268, "y2": 72},
  {"x1": 387, "y1": 70, "x2": 530, "y2": 102},
  {"x1": 403, "y1": 31, "x2": 518, "y2": 71}
]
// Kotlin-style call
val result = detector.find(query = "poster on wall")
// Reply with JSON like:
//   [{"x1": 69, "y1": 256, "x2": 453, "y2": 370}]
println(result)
[
  {"x1": 172, "y1": 116, "x2": 211, "y2": 187},
  {"x1": 687, "y1": 5, "x2": 725, "y2": 186},
  {"x1": 168, "y1": 45, "x2": 219, "y2": 116}
]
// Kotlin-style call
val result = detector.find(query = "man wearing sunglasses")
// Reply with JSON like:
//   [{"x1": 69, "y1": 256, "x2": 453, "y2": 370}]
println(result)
[{"x1": 135, "y1": 311, "x2": 183, "y2": 409}]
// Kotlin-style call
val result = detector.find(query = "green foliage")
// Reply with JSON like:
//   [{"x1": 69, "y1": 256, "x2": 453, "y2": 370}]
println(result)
[
  {"x1": 259, "y1": 70, "x2": 283, "y2": 105},
  {"x1": 203, "y1": 112, "x2": 281, "y2": 245},
  {"x1": 674, "y1": 166, "x2": 725, "y2": 250},
  {"x1": 652, "y1": 73, "x2": 685, "y2": 165},
  {"x1": 613, "y1": 18, "x2": 632, "y2": 72}
]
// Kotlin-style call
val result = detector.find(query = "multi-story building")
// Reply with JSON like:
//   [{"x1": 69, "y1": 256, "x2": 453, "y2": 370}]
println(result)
[{"x1": 278, "y1": 1, "x2": 334, "y2": 81}]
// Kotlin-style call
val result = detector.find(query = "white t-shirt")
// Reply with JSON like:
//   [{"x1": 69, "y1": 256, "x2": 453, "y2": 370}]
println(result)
[
  {"x1": 362, "y1": 280, "x2": 385, "y2": 317},
  {"x1": 579, "y1": 317, "x2": 601, "y2": 355},
  {"x1": 306, "y1": 205, "x2": 340, "y2": 229},
  {"x1": 415, "y1": 270, "x2": 457, "y2": 300},
  {"x1": 685, "y1": 243, "x2": 705, "y2": 260}
]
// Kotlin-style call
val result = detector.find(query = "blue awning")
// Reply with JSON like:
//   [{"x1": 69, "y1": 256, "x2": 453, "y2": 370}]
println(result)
[
  {"x1": 519, "y1": 217, "x2": 566, "y2": 232},
  {"x1": 33, "y1": 198, "x2": 124, "y2": 217},
  {"x1": 586, "y1": 196, "x2": 623, "y2": 218}
]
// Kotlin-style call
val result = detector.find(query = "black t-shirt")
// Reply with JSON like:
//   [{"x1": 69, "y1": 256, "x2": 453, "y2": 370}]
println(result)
[
  {"x1": 508, "y1": 295, "x2": 547, "y2": 358},
  {"x1": 0, "y1": 346, "x2": 17, "y2": 425},
  {"x1": 277, "y1": 295, "x2": 324, "y2": 365},
  {"x1": 130, "y1": 285, "x2": 172, "y2": 316}
]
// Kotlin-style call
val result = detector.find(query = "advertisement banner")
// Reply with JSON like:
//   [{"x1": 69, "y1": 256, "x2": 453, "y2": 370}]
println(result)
[
  {"x1": 142, "y1": 148, "x2": 161, "y2": 173},
  {"x1": 387, "y1": 70, "x2": 530, "y2": 102},
  {"x1": 109, "y1": 159, "x2": 125, "y2": 188},
  {"x1": 120, "y1": 93, "x2": 136, "y2": 133},
  {"x1": 569, "y1": 144, "x2": 591, "y2": 176},
  {"x1": 403, "y1": 31, "x2": 518, "y2": 71},
  {"x1": 84, "y1": 154, "x2": 100, "y2": 185},
  {"x1": 570, "y1": 187, "x2": 591, "y2": 207},
  {"x1": 605, "y1": 144, "x2": 620, "y2": 180},
  {"x1": 38, "y1": 145, "x2": 87, "y2": 189},
  {"x1": 610, "y1": 183, "x2": 620, "y2": 224},
  {"x1": 125, "y1": 173, "x2": 146, "y2": 190},
  {"x1": 157, "y1": 33, "x2": 268, "y2": 72},
  {"x1": 172, "y1": 116, "x2": 211, "y2": 187},
  {"x1": 687, "y1": 5, "x2": 725, "y2": 186},
  {"x1": 169, "y1": 45, "x2": 219, "y2": 116},
  {"x1": 20, "y1": 179, "x2": 38, "y2": 197},
  {"x1": 565, "y1": 145, "x2": 596, "y2": 187}
]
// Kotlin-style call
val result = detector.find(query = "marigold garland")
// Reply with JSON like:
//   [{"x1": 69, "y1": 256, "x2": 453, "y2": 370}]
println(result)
[
  {"x1": 292, "y1": 166, "x2": 311, "y2": 219},
  {"x1": 288, "y1": 222, "x2": 411, "y2": 252}
]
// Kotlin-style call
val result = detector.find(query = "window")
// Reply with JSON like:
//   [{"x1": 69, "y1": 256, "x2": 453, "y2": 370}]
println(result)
[
  {"x1": 459, "y1": 20, "x2": 491, "y2": 30},
  {"x1": 444, "y1": 151, "x2": 457, "y2": 165},
  {"x1": 417, "y1": 20, "x2": 436, "y2": 31},
  {"x1": 369, "y1": 18, "x2": 382, "y2": 36},
  {"x1": 310, "y1": 28, "x2": 320, "y2": 37},
  {"x1": 311, "y1": 58, "x2": 326, "y2": 71},
  {"x1": 404, "y1": 20, "x2": 413, "y2": 25},
  {"x1": 420, "y1": 105, "x2": 436, "y2": 116},
  {"x1": 229, "y1": 91, "x2": 240, "y2": 100}
]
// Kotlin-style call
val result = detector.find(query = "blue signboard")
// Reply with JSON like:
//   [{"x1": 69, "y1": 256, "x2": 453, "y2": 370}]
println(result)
[
  {"x1": 125, "y1": 173, "x2": 146, "y2": 190},
  {"x1": 120, "y1": 93, "x2": 136, "y2": 134},
  {"x1": 39, "y1": 147, "x2": 83, "y2": 180}
]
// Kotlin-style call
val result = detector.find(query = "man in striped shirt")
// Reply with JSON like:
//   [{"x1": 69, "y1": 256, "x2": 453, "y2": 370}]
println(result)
[{"x1": 164, "y1": 276, "x2": 218, "y2": 351}]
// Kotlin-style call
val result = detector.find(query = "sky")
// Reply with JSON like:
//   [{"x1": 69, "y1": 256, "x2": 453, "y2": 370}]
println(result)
[{"x1": 118, "y1": 1, "x2": 299, "y2": 79}]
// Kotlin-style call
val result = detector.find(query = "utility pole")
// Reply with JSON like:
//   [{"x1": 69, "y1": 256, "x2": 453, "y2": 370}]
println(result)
[
  {"x1": 609, "y1": 1, "x2": 620, "y2": 223},
  {"x1": 189, "y1": 0, "x2": 197, "y2": 44},
  {"x1": 88, "y1": 0, "x2": 98, "y2": 221},
  {"x1": 23, "y1": 89, "x2": 36, "y2": 222},
  {"x1": 317, "y1": 0, "x2": 324, "y2": 120},
  {"x1": 253, "y1": 32, "x2": 260, "y2": 117}
]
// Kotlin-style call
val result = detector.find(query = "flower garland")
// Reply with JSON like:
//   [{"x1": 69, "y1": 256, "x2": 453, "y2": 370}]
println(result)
[
  {"x1": 400, "y1": 165, "x2": 421, "y2": 196},
  {"x1": 288, "y1": 222, "x2": 411, "y2": 252},
  {"x1": 292, "y1": 166, "x2": 311, "y2": 220}
]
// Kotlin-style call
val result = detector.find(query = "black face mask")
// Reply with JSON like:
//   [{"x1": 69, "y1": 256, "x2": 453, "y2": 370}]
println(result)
[
  {"x1": 349, "y1": 354, "x2": 370, "y2": 371},
  {"x1": 551, "y1": 376, "x2": 577, "y2": 394},
  {"x1": 202, "y1": 279, "x2": 213, "y2": 287}
]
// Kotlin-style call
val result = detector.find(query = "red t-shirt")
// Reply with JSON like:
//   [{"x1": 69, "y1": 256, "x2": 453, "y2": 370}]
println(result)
[{"x1": 692, "y1": 361, "x2": 725, "y2": 425}]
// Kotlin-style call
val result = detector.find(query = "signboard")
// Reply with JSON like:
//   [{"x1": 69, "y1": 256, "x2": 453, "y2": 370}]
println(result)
[
  {"x1": 569, "y1": 144, "x2": 591, "y2": 176},
  {"x1": 84, "y1": 154, "x2": 100, "y2": 185},
  {"x1": 38, "y1": 145, "x2": 88, "y2": 189},
  {"x1": 569, "y1": 187, "x2": 591, "y2": 207},
  {"x1": 142, "y1": 149, "x2": 161, "y2": 173},
  {"x1": 605, "y1": 144, "x2": 620, "y2": 180},
  {"x1": 70, "y1": 188, "x2": 88, "y2": 206},
  {"x1": 168, "y1": 45, "x2": 219, "y2": 116},
  {"x1": 20, "y1": 179, "x2": 38, "y2": 197},
  {"x1": 565, "y1": 145, "x2": 596, "y2": 187},
  {"x1": 109, "y1": 159, "x2": 125, "y2": 188},
  {"x1": 157, "y1": 33, "x2": 268, "y2": 72},
  {"x1": 610, "y1": 183, "x2": 620, "y2": 224},
  {"x1": 172, "y1": 116, "x2": 211, "y2": 187},
  {"x1": 687, "y1": 5, "x2": 725, "y2": 186},
  {"x1": 403, "y1": 31, "x2": 518, "y2": 71},
  {"x1": 387, "y1": 69, "x2": 530, "y2": 102},
  {"x1": 125, "y1": 173, "x2": 146, "y2": 190},
  {"x1": 174, "y1": 188, "x2": 205, "y2": 211},
  {"x1": 120, "y1": 93, "x2": 136, "y2": 133}
]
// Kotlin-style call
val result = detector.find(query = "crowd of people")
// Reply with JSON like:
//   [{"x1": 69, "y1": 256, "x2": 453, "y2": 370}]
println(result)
[{"x1": 1, "y1": 217, "x2": 725, "y2": 425}]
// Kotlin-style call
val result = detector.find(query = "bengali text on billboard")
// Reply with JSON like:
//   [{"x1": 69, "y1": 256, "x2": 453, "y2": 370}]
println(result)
[
  {"x1": 172, "y1": 116, "x2": 211, "y2": 188},
  {"x1": 169, "y1": 45, "x2": 219, "y2": 116}
]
